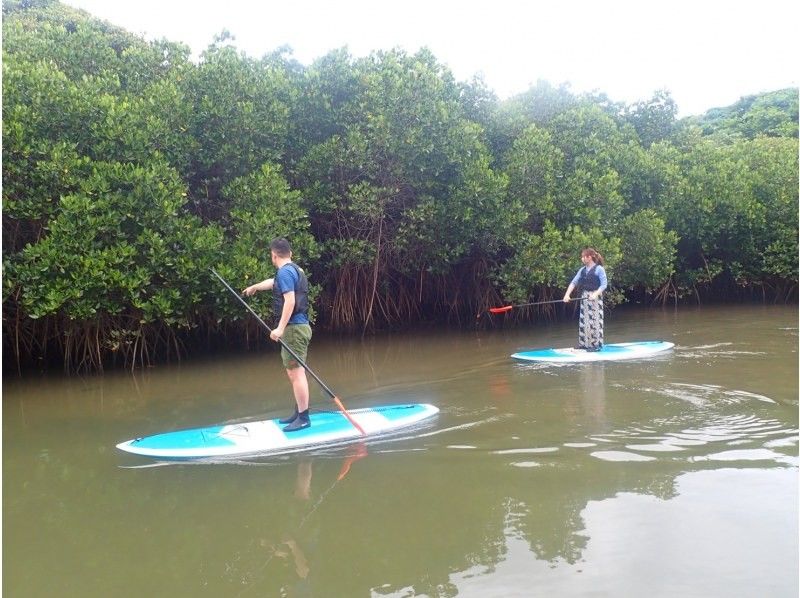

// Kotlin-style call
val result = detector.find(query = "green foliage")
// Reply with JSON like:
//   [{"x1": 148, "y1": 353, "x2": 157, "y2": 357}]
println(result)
[
  {"x1": 11, "y1": 160, "x2": 222, "y2": 325},
  {"x1": 540, "y1": 105, "x2": 632, "y2": 231},
  {"x1": 762, "y1": 227, "x2": 798, "y2": 282},
  {"x1": 456, "y1": 75, "x2": 498, "y2": 132},
  {"x1": 615, "y1": 210, "x2": 678, "y2": 291},
  {"x1": 623, "y1": 89, "x2": 678, "y2": 148},
  {"x1": 685, "y1": 88, "x2": 798, "y2": 140},
  {"x1": 487, "y1": 80, "x2": 578, "y2": 162},
  {"x1": 655, "y1": 134, "x2": 798, "y2": 293},
  {"x1": 504, "y1": 125, "x2": 564, "y2": 230},
  {"x1": 183, "y1": 41, "x2": 293, "y2": 207},
  {"x1": 283, "y1": 48, "x2": 365, "y2": 176},
  {"x1": 743, "y1": 137, "x2": 799, "y2": 284},
  {"x1": 394, "y1": 120, "x2": 514, "y2": 272}
]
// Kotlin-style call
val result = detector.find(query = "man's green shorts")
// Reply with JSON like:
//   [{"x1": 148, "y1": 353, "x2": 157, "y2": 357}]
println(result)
[{"x1": 280, "y1": 323, "x2": 312, "y2": 369}]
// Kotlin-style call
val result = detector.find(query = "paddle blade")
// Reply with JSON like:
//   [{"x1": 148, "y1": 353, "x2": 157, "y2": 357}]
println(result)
[
  {"x1": 333, "y1": 396, "x2": 367, "y2": 436},
  {"x1": 488, "y1": 306, "x2": 513, "y2": 314}
]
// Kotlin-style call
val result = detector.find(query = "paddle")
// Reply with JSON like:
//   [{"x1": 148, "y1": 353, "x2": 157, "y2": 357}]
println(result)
[
  {"x1": 484, "y1": 296, "x2": 587, "y2": 315},
  {"x1": 210, "y1": 268, "x2": 366, "y2": 436}
]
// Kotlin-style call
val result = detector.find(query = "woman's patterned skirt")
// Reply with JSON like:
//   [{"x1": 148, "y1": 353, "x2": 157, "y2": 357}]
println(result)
[{"x1": 578, "y1": 291, "x2": 604, "y2": 350}]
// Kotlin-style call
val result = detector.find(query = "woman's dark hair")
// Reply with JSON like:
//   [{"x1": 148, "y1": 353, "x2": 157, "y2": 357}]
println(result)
[{"x1": 581, "y1": 247, "x2": 604, "y2": 266}]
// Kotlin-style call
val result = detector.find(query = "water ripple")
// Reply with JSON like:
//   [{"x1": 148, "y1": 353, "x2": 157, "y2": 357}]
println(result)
[
  {"x1": 590, "y1": 450, "x2": 657, "y2": 462},
  {"x1": 691, "y1": 449, "x2": 798, "y2": 467},
  {"x1": 494, "y1": 447, "x2": 560, "y2": 455},
  {"x1": 679, "y1": 342, "x2": 768, "y2": 360},
  {"x1": 579, "y1": 412, "x2": 797, "y2": 467},
  {"x1": 636, "y1": 382, "x2": 776, "y2": 406}
]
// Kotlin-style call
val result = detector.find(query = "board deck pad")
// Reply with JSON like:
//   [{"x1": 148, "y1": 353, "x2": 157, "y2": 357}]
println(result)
[
  {"x1": 511, "y1": 341, "x2": 674, "y2": 363},
  {"x1": 116, "y1": 403, "x2": 439, "y2": 460}
]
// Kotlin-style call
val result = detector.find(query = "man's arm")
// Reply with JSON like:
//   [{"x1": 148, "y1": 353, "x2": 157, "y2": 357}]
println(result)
[{"x1": 243, "y1": 278, "x2": 274, "y2": 296}]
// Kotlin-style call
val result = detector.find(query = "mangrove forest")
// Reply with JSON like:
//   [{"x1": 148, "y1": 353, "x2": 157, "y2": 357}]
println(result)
[{"x1": 3, "y1": 0, "x2": 798, "y2": 373}]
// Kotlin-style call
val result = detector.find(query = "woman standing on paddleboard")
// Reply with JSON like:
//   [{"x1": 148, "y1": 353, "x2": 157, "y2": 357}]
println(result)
[
  {"x1": 243, "y1": 238, "x2": 313, "y2": 432},
  {"x1": 563, "y1": 248, "x2": 607, "y2": 351}
]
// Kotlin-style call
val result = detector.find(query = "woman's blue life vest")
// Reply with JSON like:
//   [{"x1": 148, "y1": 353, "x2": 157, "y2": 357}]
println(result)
[
  {"x1": 577, "y1": 265, "x2": 602, "y2": 292},
  {"x1": 272, "y1": 263, "x2": 309, "y2": 323}
]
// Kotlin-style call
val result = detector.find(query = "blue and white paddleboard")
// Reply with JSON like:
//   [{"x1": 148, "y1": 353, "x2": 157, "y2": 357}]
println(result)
[
  {"x1": 511, "y1": 341, "x2": 675, "y2": 363},
  {"x1": 116, "y1": 403, "x2": 439, "y2": 460}
]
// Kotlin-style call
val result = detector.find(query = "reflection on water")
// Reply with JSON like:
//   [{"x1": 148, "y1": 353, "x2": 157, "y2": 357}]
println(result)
[
  {"x1": 447, "y1": 467, "x2": 797, "y2": 598},
  {"x1": 3, "y1": 306, "x2": 798, "y2": 597},
  {"x1": 221, "y1": 444, "x2": 369, "y2": 596}
]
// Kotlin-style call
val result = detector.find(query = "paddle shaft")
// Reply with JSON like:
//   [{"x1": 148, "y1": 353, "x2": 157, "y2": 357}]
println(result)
[
  {"x1": 487, "y1": 296, "x2": 587, "y2": 314},
  {"x1": 210, "y1": 268, "x2": 366, "y2": 435}
]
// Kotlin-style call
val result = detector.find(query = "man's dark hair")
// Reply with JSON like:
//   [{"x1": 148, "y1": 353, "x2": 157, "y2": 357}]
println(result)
[{"x1": 270, "y1": 238, "x2": 292, "y2": 257}]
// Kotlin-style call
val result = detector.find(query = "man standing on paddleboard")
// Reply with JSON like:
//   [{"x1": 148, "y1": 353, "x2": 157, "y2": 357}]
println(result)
[
  {"x1": 243, "y1": 238, "x2": 313, "y2": 431},
  {"x1": 563, "y1": 248, "x2": 607, "y2": 351}
]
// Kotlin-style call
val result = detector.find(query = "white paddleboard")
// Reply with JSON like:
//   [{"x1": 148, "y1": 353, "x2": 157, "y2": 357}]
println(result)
[
  {"x1": 116, "y1": 403, "x2": 439, "y2": 460},
  {"x1": 511, "y1": 341, "x2": 675, "y2": 363}
]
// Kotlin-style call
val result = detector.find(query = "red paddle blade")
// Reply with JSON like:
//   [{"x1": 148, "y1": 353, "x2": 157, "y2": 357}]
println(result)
[
  {"x1": 333, "y1": 396, "x2": 366, "y2": 436},
  {"x1": 488, "y1": 305, "x2": 513, "y2": 314}
]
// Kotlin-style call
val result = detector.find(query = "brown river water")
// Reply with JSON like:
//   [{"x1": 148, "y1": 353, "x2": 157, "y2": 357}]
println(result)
[{"x1": 3, "y1": 305, "x2": 798, "y2": 597}]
